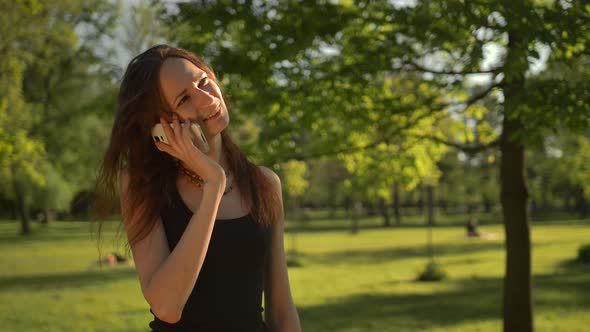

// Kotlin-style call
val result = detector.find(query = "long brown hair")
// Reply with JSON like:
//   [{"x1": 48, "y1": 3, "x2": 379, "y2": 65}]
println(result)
[{"x1": 92, "y1": 45, "x2": 280, "y2": 254}]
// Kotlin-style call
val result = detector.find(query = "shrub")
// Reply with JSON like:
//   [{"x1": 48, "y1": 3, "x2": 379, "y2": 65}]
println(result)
[
  {"x1": 577, "y1": 244, "x2": 590, "y2": 263},
  {"x1": 416, "y1": 261, "x2": 447, "y2": 282}
]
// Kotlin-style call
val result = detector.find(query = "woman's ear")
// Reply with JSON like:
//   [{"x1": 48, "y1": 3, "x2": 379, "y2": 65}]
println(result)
[{"x1": 159, "y1": 111, "x2": 175, "y2": 124}]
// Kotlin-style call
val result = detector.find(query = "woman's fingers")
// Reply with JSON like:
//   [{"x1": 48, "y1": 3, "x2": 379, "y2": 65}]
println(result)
[
  {"x1": 172, "y1": 113, "x2": 183, "y2": 144},
  {"x1": 155, "y1": 115, "x2": 212, "y2": 167},
  {"x1": 182, "y1": 119, "x2": 193, "y2": 146},
  {"x1": 159, "y1": 117, "x2": 176, "y2": 146},
  {"x1": 154, "y1": 140, "x2": 176, "y2": 158},
  {"x1": 190, "y1": 123, "x2": 209, "y2": 153}
]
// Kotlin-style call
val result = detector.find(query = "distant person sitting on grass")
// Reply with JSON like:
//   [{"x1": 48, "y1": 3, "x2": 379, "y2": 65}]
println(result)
[
  {"x1": 466, "y1": 217, "x2": 499, "y2": 240},
  {"x1": 103, "y1": 252, "x2": 128, "y2": 266},
  {"x1": 92, "y1": 252, "x2": 128, "y2": 266},
  {"x1": 466, "y1": 217, "x2": 480, "y2": 237},
  {"x1": 89, "y1": 252, "x2": 129, "y2": 269}
]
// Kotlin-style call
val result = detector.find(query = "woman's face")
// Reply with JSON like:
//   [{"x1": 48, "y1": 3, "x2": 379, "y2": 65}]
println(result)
[{"x1": 159, "y1": 57, "x2": 229, "y2": 137}]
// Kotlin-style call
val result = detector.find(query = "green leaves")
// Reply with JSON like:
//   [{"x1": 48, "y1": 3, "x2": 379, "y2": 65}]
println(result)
[
  {"x1": 163, "y1": 0, "x2": 588, "y2": 206},
  {"x1": 0, "y1": 0, "x2": 119, "y2": 218},
  {"x1": 280, "y1": 159, "x2": 309, "y2": 199}
]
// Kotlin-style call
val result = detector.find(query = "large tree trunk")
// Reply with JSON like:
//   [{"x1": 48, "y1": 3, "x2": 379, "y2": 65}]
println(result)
[
  {"x1": 500, "y1": 116, "x2": 533, "y2": 332},
  {"x1": 501, "y1": 29, "x2": 533, "y2": 332}
]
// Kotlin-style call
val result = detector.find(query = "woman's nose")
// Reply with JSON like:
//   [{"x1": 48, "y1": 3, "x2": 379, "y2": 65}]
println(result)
[{"x1": 191, "y1": 81, "x2": 216, "y2": 106}]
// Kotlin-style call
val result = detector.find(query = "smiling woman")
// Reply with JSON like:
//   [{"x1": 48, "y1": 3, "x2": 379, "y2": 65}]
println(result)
[{"x1": 92, "y1": 45, "x2": 301, "y2": 332}]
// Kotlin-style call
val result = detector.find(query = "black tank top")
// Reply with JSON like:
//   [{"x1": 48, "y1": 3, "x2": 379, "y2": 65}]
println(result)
[{"x1": 148, "y1": 185, "x2": 272, "y2": 332}]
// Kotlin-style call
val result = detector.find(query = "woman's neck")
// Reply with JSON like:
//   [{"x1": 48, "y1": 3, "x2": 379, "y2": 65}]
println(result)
[
  {"x1": 180, "y1": 133, "x2": 228, "y2": 173},
  {"x1": 204, "y1": 133, "x2": 227, "y2": 170}
]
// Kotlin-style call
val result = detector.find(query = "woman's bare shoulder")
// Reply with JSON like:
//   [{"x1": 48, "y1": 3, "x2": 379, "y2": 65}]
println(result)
[{"x1": 257, "y1": 165, "x2": 280, "y2": 186}]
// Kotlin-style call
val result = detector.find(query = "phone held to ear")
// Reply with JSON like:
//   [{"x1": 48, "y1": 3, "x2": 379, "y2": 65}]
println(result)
[{"x1": 151, "y1": 122, "x2": 210, "y2": 153}]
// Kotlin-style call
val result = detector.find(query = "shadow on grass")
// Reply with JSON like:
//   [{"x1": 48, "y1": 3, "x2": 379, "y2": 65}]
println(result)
[
  {"x1": 298, "y1": 265, "x2": 590, "y2": 331},
  {"x1": 285, "y1": 222, "x2": 479, "y2": 234},
  {"x1": 556, "y1": 258, "x2": 590, "y2": 271},
  {"x1": 0, "y1": 267, "x2": 137, "y2": 292},
  {"x1": 302, "y1": 237, "x2": 574, "y2": 266},
  {"x1": 0, "y1": 223, "x2": 124, "y2": 247},
  {"x1": 304, "y1": 241, "x2": 507, "y2": 266}
]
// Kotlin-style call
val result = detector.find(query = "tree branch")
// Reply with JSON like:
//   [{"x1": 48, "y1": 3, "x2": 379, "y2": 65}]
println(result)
[
  {"x1": 407, "y1": 134, "x2": 500, "y2": 154},
  {"x1": 406, "y1": 60, "x2": 502, "y2": 76},
  {"x1": 274, "y1": 80, "x2": 501, "y2": 163},
  {"x1": 457, "y1": 80, "x2": 501, "y2": 109}
]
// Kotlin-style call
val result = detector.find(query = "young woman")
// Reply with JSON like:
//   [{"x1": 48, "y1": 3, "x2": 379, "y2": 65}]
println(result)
[{"x1": 94, "y1": 45, "x2": 301, "y2": 332}]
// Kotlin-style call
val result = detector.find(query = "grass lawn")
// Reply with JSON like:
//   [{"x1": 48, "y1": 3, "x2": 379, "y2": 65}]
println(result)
[{"x1": 0, "y1": 218, "x2": 588, "y2": 332}]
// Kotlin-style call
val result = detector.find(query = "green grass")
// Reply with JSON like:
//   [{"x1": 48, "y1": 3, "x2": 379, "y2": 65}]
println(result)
[{"x1": 1, "y1": 219, "x2": 589, "y2": 332}]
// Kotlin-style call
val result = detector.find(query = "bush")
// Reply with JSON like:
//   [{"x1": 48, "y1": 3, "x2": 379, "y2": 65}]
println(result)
[
  {"x1": 416, "y1": 261, "x2": 447, "y2": 282},
  {"x1": 577, "y1": 244, "x2": 590, "y2": 263},
  {"x1": 286, "y1": 254, "x2": 304, "y2": 267}
]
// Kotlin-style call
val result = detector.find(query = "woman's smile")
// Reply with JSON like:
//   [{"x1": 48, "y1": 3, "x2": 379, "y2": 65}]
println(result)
[{"x1": 203, "y1": 105, "x2": 222, "y2": 123}]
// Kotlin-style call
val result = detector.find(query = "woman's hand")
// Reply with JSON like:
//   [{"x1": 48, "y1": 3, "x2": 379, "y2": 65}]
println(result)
[{"x1": 154, "y1": 114, "x2": 226, "y2": 186}]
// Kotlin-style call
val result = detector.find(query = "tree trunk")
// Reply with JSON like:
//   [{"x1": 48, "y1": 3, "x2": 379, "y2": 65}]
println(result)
[
  {"x1": 11, "y1": 164, "x2": 30, "y2": 235},
  {"x1": 500, "y1": 28, "x2": 533, "y2": 332},
  {"x1": 564, "y1": 195, "x2": 573, "y2": 211},
  {"x1": 530, "y1": 197, "x2": 537, "y2": 215},
  {"x1": 440, "y1": 198, "x2": 448, "y2": 214},
  {"x1": 483, "y1": 196, "x2": 492, "y2": 213},
  {"x1": 417, "y1": 186, "x2": 424, "y2": 215},
  {"x1": 351, "y1": 199, "x2": 361, "y2": 234},
  {"x1": 574, "y1": 187, "x2": 588, "y2": 218},
  {"x1": 344, "y1": 195, "x2": 352, "y2": 219},
  {"x1": 288, "y1": 198, "x2": 299, "y2": 257},
  {"x1": 393, "y1": 181, "x2": 402, "y2": 225},
  {"x1": 500, "y1": 116, "x2": 533, "y2": 332},
  {"x1": 41, "y1": 208, "x2": 53, "y2": 224},
  {"x1": 426, "y1": 185, "x2": 435, "y2": 227},
  {"x1": 541, "y1": 181, "x2": 549, "y2": 211},
  {"x1": 427, "y1": 208, "x2": 434, "y2": 263},
  {"x1": 10, "y1": 203, "x2": 17, "y2": 220},
  {"x1": 380, "y1": 198, "x2": 391, "y2": 227}
]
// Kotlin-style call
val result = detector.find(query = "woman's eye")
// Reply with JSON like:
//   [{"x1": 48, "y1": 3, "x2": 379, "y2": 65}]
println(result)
[
  {"x1": 198, "y1": 77, "x2": 209, "y2": 88},
  {"x1": 178, "y1": 95, "x2": 189, "y2": 106}
]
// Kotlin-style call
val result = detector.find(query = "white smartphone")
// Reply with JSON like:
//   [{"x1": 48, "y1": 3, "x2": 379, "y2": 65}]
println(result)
[{"x1": 151, "y1": 122, "x2": 210, "y2": 153}]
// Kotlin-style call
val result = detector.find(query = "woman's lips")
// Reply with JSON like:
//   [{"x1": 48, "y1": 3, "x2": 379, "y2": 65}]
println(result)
[{"x1": 203, "y1": 106, "x2": 221, "y2": 123}]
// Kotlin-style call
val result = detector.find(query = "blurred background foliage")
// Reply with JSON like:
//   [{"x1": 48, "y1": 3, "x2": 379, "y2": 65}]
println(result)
[{"x1": 2, "y1": 0, "x2": 588, "y2": 229}]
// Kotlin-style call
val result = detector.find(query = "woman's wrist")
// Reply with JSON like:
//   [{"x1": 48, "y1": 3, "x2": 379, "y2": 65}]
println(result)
[
  {"x1": 202, "y1": 180, "x2": 226, "y2": 196},
  {"x1": 201, "y1": 170, "x2": 226, "y2": 187},
  {"x1": 182, "y1": 157, "x2": 226, "y2": 184}
]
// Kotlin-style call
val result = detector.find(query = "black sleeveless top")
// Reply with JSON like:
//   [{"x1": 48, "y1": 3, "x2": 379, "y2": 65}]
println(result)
[{"x1": 148, "y1": 185, "x2": 272, "y2": 332}]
